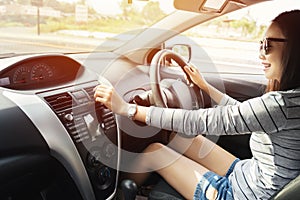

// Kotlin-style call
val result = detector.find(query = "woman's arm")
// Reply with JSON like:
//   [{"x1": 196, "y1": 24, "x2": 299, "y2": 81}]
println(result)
[
  {"x1": 142, "y1": 92, "x2": 286, "y2": 136},
  {"x1": 94, "y1": 85, "x2": 148, "y2": 122},
  {"x1": 93, "y1": 64, "x2": 234, "y2": 123},
  {"x1": 94, "y1": 85, "x2": 286, "y2": 136}
]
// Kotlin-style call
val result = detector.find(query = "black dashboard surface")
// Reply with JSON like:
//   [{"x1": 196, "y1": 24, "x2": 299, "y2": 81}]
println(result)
[{"x1": 0, "y1": 90, "x2": 49, "y2": 155}]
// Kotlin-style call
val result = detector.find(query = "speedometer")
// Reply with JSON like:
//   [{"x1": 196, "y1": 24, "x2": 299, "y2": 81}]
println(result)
[
  {"x1": 30, "y1": 63, "x2": 53, "y2": 81},
  {"x1": 12, "y1": 66, "x2": 30, "y2": 84}
]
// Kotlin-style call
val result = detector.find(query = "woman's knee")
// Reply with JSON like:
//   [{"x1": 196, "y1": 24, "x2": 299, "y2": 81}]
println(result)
[{"x1": 144, "y1": 142, "x2": 165, "y2": 153}]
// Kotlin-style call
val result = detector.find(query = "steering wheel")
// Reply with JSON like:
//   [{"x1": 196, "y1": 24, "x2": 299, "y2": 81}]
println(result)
[{"x1": 150, "y1": 49, "x2": 204, "y2": 109}]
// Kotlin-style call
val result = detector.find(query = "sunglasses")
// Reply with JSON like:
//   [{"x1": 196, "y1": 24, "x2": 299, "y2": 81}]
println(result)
[{"x1": 259, "y1": 37, "x2": 288, "y2": 56}]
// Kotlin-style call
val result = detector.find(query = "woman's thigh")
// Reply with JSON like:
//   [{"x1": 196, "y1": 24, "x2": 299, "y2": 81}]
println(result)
[
  {"x1": 142, "y1": 142, "x2": 210, "y2": 199},
  {"x1": 168, "y1": 134, "x2": 237, "y2": 176}
]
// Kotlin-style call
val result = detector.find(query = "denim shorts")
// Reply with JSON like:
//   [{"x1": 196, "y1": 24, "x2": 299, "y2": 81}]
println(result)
[{"x1": 193, "y1": 158, "x2": 240, "y2": 200}]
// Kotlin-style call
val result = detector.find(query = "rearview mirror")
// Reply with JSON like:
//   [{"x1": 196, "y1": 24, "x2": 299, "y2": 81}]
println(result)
[{"x1": 171, "y1": 44, "x2": 191, "y2": 62}]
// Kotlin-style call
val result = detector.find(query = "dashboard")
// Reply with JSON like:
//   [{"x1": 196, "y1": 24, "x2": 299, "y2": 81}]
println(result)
[{"x1": 0, "y1": 54, "x2": 120, "y2": 200}]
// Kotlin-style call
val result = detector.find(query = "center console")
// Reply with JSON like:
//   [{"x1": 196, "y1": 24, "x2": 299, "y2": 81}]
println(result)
[{"x1": 39, "y1": 81, "x2": 119, "y2": 200}]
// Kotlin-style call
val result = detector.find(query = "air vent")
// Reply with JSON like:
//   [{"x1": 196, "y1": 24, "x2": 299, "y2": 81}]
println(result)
[
  {"x1": 84, "y1": 86, "x2": 95, "y2": 98},
  {"x1": 44, "y1": 92, "x2": 74, "y2": 113},
  {"x1": 100, "y1": 107, "x2": 116, "y2": 131},
  {"x1": 84, "y1": 86, "x2": 101, "y2": 110}
]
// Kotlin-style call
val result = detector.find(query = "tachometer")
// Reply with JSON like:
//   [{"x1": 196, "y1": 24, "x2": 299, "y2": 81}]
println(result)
[
  {"x1": 31, "y1": 63, "x2": 53, "y2": 81},
  {"x1": 12, "y1": 66, "x2": 30, "y2": 84}
]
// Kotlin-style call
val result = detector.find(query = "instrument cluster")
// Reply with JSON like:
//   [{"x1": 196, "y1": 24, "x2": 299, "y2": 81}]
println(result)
[
  {"x1": 12, "y1": 63, "x2": 53, "y2": 85},
  {"x1": 0, "y1": 55, "x2": 82, "y2": 90}
]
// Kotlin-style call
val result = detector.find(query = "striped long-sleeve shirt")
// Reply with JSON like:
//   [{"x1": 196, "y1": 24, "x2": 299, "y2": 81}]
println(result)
[{"x1": 145, "y1": 89, "x2": 300, "y2": 199}]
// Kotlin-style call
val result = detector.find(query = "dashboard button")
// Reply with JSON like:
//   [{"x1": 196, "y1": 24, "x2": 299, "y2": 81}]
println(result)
[{"x1": 64, "y1": 113, "x2": 74, "y2": 122}]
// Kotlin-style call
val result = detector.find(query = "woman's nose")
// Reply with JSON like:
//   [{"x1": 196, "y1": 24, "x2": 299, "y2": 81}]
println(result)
[{"x1": 259, "y1": 53, "x2": 265, "y2": 60}]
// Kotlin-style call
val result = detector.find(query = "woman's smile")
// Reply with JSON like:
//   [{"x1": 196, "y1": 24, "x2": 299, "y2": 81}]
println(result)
[{"x1": 262, "y1": 62, "x2": 271, "y2": 72}]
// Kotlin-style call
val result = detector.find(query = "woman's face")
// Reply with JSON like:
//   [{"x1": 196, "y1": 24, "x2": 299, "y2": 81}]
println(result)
[{"x1": 259, "y1": 22, "x2": 286, "y2": 81}]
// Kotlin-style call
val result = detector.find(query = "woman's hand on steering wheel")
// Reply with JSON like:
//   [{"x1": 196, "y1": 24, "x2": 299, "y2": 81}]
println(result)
[{"x1": 184, "y1": 64, "x2": 208, "y2": 92}]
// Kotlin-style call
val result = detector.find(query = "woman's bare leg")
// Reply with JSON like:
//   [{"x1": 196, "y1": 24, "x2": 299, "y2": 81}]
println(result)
[
  {"x1": 128, "y1": 135, "x2": 236, "y2": 199},
  {"x1": 129, "y1": 142, "x2": 211, "y2": 199},
  {"x1": 168, "y1": 134, "x2": 237, "y2": 176}
]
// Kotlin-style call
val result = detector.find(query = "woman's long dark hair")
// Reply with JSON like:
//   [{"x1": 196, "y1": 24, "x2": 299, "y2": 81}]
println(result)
[{"x1": 266, "y1": 10, "x2": 300, "y2": 92}]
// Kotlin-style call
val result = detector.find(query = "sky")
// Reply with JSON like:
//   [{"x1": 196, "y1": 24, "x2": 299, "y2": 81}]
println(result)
[
  {"x1": 58, "y1": 0, "x2": 300, "y2": 21},
  {"x1": 90, "y1": 0, "x2": 176, "y2": 15},
  {"x1": 58, "y1": 0, "x2": 175, "y2": 15}
]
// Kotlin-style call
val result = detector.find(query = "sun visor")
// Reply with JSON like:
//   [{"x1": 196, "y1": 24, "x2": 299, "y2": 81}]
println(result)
[{"x1": 173, "y1": 0, "x2": 269, "y2": 14}]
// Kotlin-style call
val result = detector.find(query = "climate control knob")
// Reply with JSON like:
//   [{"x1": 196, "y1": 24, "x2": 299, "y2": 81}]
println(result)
[
  {"x1": 64, "y1": 113, "x2": 74, "y2": 122},
  {"x1": 87, "y1": 151, "x2": 101, "y2": 168},
  {"x1": 98, "y1": 166, "x2": 111, "y2": 185}
]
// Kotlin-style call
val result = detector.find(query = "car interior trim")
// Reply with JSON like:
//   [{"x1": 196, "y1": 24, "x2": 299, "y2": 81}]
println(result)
[{"x1": 3, "y1": 90, "x2": 96, "y2": 200}]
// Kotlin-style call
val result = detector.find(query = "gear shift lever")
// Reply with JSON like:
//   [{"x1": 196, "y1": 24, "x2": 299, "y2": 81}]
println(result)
[{"x1": 121, "y1": 179, "x2": 138, "y2": 200}]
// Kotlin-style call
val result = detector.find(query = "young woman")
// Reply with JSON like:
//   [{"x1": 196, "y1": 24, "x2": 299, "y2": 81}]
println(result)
[{"x1": 94, "y1": 10, "x2": 300, "y2": 199}]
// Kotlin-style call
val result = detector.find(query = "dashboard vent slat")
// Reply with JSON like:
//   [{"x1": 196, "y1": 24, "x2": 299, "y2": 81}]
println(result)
[
  {"x1": 84, "y1": 86, "x2": 102, "y2": 110},
  {"x1": 44, "y1": 92, "x2": 74, "y2": 112},
  {"x1": 84, "y1": 87, "x2": 95, "y2": 98}
]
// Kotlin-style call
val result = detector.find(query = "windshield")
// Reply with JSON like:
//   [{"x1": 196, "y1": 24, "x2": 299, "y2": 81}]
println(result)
[
  {"x1": 0, "y1": 0, "x2": 175, "y2": 55},
  {"x1": 1, "y1": 0, "x2": 300, "y2": 57}
]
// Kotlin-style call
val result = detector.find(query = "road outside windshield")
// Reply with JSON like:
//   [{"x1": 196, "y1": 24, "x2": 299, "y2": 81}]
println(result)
[{"x1": 0, "y1": 0, "x2": 174, "y2": 54}]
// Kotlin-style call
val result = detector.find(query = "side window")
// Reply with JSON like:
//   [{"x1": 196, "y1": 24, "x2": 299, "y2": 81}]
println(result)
[{"x1": 170, "y1": 1, "x2": 300, "y2": 74}]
